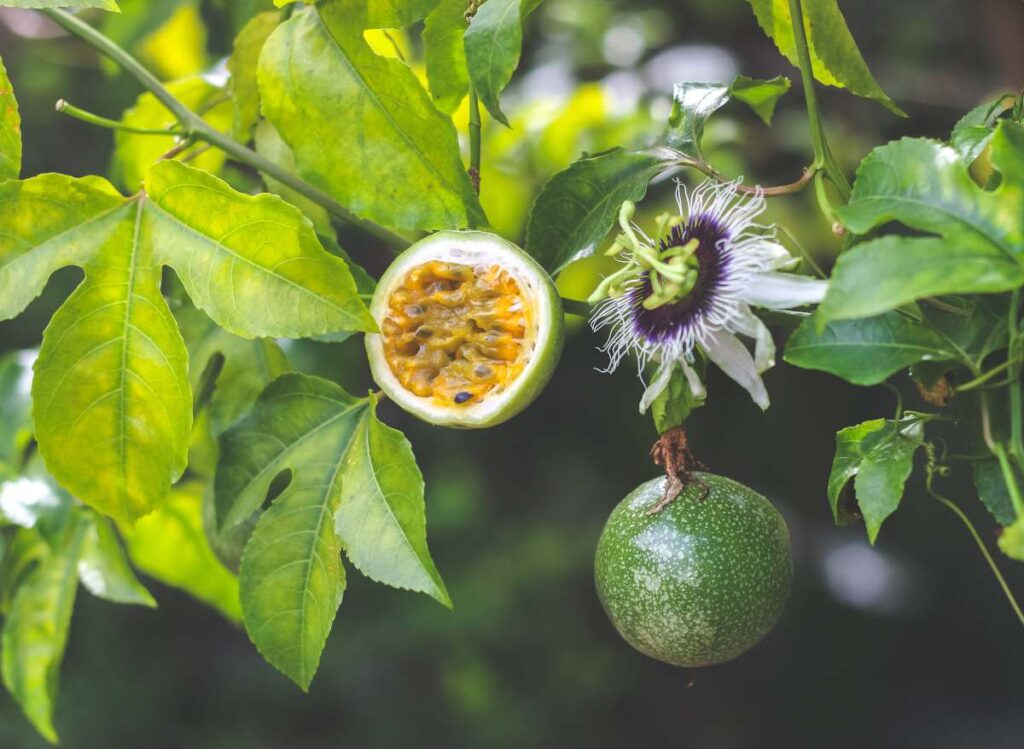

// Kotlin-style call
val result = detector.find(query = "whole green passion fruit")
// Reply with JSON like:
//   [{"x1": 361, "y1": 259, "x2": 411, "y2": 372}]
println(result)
[
  {"x1": 366, "y1": 231, "x2": 564, "y2": 428},
  {"x1": 595, "y1": 473, "x2": 792, "y2": 667}
]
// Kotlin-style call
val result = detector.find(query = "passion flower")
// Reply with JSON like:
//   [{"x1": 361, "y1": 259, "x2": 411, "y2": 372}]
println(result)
[
  {"x1": 595, "y1": 473, "x2": 792, "y2": 667},
  {"x1": 366, "y1": 231, "x2": 564, "y2": 428},
  {"x1": 590, "y1": 180, "x2": 828, "y2": 411}
]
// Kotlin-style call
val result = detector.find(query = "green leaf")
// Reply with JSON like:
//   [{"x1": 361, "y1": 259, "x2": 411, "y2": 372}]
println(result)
[
  {"x1": 665, "y1": 82, "x2": 729, "y2": 161},
  {"x1": 253, "y1": 119, "x2": 332, "y2": 235},
  {"x1": 423, "y1": 0, "x2": 470, "y2": 114},
  {"x1": 219, "y1": 374, "x2": 449, "y2": 687},
  {"x1": 650, "y1": 365, "x2": 703, "y2": 434},
  {"x1": 827, "y1": 415, "x2": 925, "y2": 541},
  {"x1": 729, "y1": 74, "x2": 790, "y2": 125},
  {"x1": 920, "y1": 295, "x2": 1007, "y2": 371},
  {"x1": 222, "y1": 375, "x2": 363, "y2": 689},
  {"x1": 120, "y1": 481, "x2": 241, "y2": 622},
  {"x1": 525, "y1": 148, "x2": 666, "y2": 274},
  {"x1": 77, "y1": 512, "x2": 156, "y2": 607},
  {"x1": 0, "y1": 55, "x2": 21, "y2": 180},
  {"x1": 950, "y1": 97, "x2": 1013, "y2": 165},
  {"x1": 998, "y1": 516, "x2": 1024, "y2": 562},
  {"x1": 0, "y1": 0, "x2": 119, "y2": 9},
  {"x1": 972, "y1": 458, "x2": 1018, "y2": 527},
  {"x1": 838, "y1": 135, "x2": 1022, "y2": 249},
  {"x1": 175, "y1": 300, "x2": 290, "y2": 437},
  {"x1": 228, "y1": 11, "x2": 280, "y2": 140},
  {"x1": 464, "y1": 0, "x2": 543, "y2": 126},
  {"x1": 32, "y1": 197, "x2": 192, "y2": 527},
  {"x1": 824, "y1": 131, "x2": 1024, "y2": 321},
  {"x1": 820, "y1": 235, "x2": 1024, "y2": 321},
  {"x1": 334, "y1": 393, "x2": 451, "y2": 607},
  {"x1": 1, "y1": 517, "x2": 86, "y2": 744},
  {"x1": 0, "y1": 174, "x2": 124, "y2": 321},
  {"x1": 112, "y1": 77, "x2": 232, "y2": 191},
  {"x1": 745, "y1": 0, "x2": 903, "y2": 115},
  {"x1": 143, "y1": 159, "x2": 375, "y2": 338},
  {"x1": 785, "y1": 311, "x2": 958, "y2": 385},
  {"x1": 258, "y1": 1, "x2": 485, "y2": 231}
]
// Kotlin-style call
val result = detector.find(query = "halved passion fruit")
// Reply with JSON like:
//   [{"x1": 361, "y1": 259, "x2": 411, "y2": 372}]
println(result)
[{"x1": 366, "y1": 231, "x2": 564, "y2": 428}]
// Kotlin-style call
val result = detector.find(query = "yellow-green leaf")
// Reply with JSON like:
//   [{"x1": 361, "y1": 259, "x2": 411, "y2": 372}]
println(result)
[
  {"x1": 0, "y1": 55, "x2": 20, "y2": 180},
  {"x1": 228, "y1": 11, "x2": 279, "y2": 140},
  {"x1": 120, "y1": 481, "x2": 241, "y2": 621},
  {"x1": 0, "y1": 518, "x2": 87, "y2": 744},
  {"x1": 31, "y1": 196, "x2": 190, "y2": 526},
  {"x1": 144, "y1": 160, "x2": 375, "y2": 338},
  {"x1": 746, "y1": 0, "x2": 903, "y2": 115},
  {"x1": 258, "y1": 0, "x2": 485, "y2": 231},
  {"x1": 423, "y1": 0, "x2": 469, "y2": 113}
]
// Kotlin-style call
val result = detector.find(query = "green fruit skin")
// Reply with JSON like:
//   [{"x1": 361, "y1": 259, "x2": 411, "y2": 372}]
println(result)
[
  {"x1": 595, "y1": 473, "x2": 792, "y2": 668},
  {"x1": 366, "y1": 230, "x2": 564, "y2": 429}
]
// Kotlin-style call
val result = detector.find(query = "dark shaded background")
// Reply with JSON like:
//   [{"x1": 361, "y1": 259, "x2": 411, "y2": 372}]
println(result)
[{"x1": 2, "y1": 1, "x2": 1024, "y2": 747}]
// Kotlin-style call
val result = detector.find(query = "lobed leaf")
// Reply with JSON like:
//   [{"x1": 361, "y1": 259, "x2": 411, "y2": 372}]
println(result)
[
  {"x1": 525, "y1": 148, "x2": 667, "y2": 274},
  {"x1": 785, "y1": 311, "x2": 959, "y2": 385},
  {"x1": 258, "y1": 0, "x2": 484, "y2": 231},
  {"x1": 824, "y1": 129, "x2": 1024, "y2": 321},
  {"x1": 144, "y1": 159, "x2": 375, "y2": 339},
  {"x1": 745, "y1": 0, "x2": 903, "y2": 115},
  {"x1": 0, "y1": 55, "x2": 20, "y2": 180},
  {"x1": 32, "y1": 198, "x2": 192, "y2": 526},
  {"x1": 218, "y1": 374, "x2": 449, "y2": 688}
]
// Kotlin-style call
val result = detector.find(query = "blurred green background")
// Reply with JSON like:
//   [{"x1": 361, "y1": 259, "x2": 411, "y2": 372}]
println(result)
[{"x1": 2, "y1": 0, "x2": 1024, "y2": 746}]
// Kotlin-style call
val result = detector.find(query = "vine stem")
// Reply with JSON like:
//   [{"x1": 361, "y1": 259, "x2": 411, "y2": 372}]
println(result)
[
  {"x1": 56, "y1": 99, "x2": 187, "y2": 136},
  {"x1": 1008, "y1": 290, "x2": 1023, "y2": 465},
  {"x1": 678, "y1": 157, "x2": 815, "y2": 196},
  {"x1": 786, "y1": 0, "x2": 851, "y2": 202},
  {"x1": 561, "y1": 298, "x2": 592, "y2": 317},
  {"x1": 467, "y1": 83, "x2": 482, "y2": 194},
  {"x1": 925, "y1": 464, "x2": 1024, "y2": 628},
  {"x1": 41, "y1": 8, "x2": 410, "y2": 252}
]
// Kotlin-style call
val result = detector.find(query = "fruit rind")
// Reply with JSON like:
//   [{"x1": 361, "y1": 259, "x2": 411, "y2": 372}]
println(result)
[
  {"x1": 366, "y1": 230, "x2": 564, "y2": 428},
  {"x1": 594, "y1": 473, "x2": 792, "y2": 667}
]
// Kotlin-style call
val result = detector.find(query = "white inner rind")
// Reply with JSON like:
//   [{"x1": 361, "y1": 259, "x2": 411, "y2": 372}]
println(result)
[{"x1": 367, "y1": 232, "x2": 557, "y2": 427}]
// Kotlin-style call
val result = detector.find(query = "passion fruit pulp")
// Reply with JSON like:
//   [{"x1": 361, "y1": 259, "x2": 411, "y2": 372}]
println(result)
[
  {"x1": 366, "y1": 231, "x2": 563, "y2": 428},
  {"x1": 595, "y1": 473, "x2": 792, "y2": 668}
]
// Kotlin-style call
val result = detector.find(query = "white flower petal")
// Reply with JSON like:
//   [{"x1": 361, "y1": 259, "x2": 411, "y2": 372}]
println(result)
[
  {"x1": 702, "y1": 328, "x2": 770, "y2": 410},
  {"x1": 741, "y1": 272, "x2": 828, "y2": 310},
  {"x1": 639, "y1": 360, "x2": 674, "y2": 414},
  {"x1": 761, "y1": 241, "x2": 799, "y2": 271},
  {"x1": 680, "y1": 359, "x2": 706, "y2": 400},
  {"x1": 730, "y1": 304, "x2": 776, "y2": 373}
]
